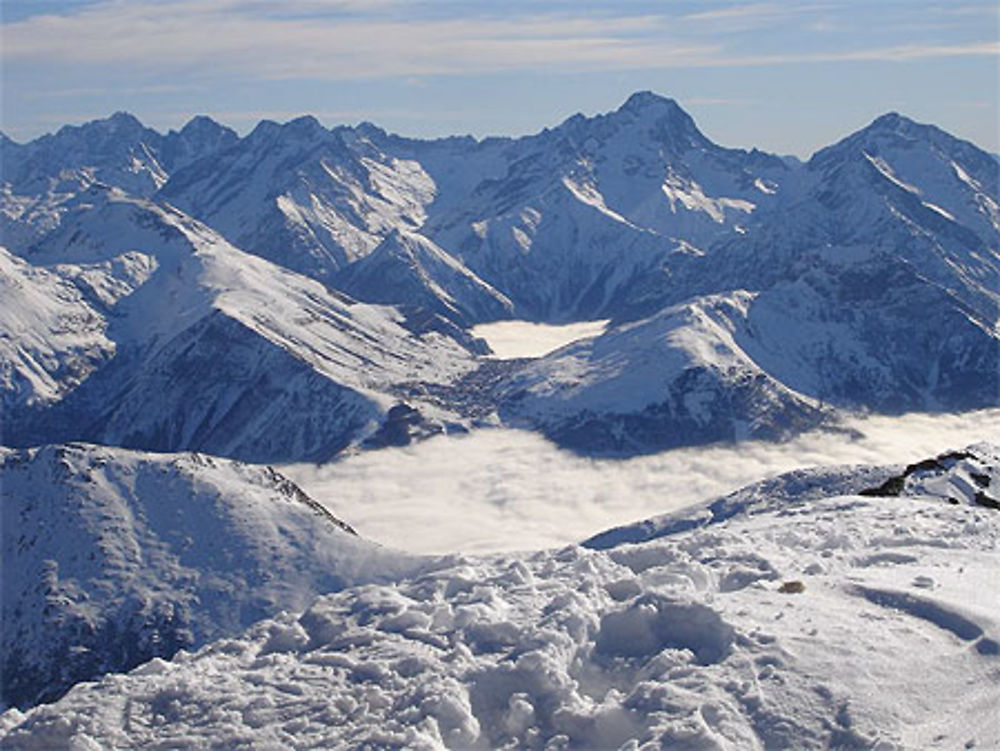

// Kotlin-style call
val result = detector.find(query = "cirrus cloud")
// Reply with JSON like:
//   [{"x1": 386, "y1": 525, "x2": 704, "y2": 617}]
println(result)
[{"x1": 4, "y1": 0, "x2": 996, "y2": 83}]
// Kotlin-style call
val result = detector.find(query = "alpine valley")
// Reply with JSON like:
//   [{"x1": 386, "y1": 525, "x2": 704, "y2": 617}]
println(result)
[{"x1": 1, "y1": 93, "x2": 998, "y2": 749}]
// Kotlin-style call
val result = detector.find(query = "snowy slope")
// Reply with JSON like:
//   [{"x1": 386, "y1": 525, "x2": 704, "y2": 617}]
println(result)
[
  {"x1": 585, "y1": 442, "x2": 1000, "y2": 549},
  {"x1": 620, "y1": 109, "x2": 1000, "y2": 325},
  {"x1": 809, "y1": 112, "x2": 999, "y2": 249},
  {"x1": 726, "y1": 257, "x2": 999, "y2": 412},
  {"x1": 435, "y1": 175, "x2": 675, "y2": 322},
  {"x1": 795, "y1": 112, "x2": 1000, "y2": 320},
  {"x1": 3, "y1": 445, "x2": 996, "y2": 749},
  {"x1": 4, "y1": 190, "x2": 479, "y2": 461},
  {"x1": 334, "y1": 229, "x2": 514, "y2": 326},
  {"x1": 0, "y1": 247, "x2": 115, "y2": 411},
  {"x1": 0, "y1": 442, "x2": 421, "y2": 711},
  {"x1": 496, "y1": 292, "x2": 825, "y2": 454}
]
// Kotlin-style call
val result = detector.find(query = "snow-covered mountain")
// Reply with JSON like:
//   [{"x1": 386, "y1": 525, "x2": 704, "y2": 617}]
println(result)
[
  {"x1": 0, "y1": 112, "x2": 237, "y2": 250},
  {"x1": 503, "y1": 248, "x2": 997, "y2": 454},
  {"x1": 496, "y1": 292, "x2": 826, "y2": 454},
  {"x1": 334, "y1": 229, "x2": 514, "y2": 326},
  {"x1": 2, "y1": 93, "x2": 997, "y2": 462},
  {"x1": 0, "y1": 442, "x2": 421, "y2": 711},
  {"x1": 468, "y1": 102, "x2": 1000, "y2": 442},
  {"x1": 3, "y1": 444, "x2": 996, "y2": 748},
  {"x1": 0, "y1": 247, "x2": 117, "y2": 412},
  {"x1": 618, "y1": 107, "x2": 999, "y2": 319},
  {"x1": 418, "y1": 92, "x2": 789, "y2": 322},
  {"x1": 156, "y1": 116, "x2": 439, "y2": 282},
  {"x1": 3, "y1": 189, "x2": 480, "y2": 461},
  {"x1": 145, "y1": 92, "x2": 792, "y2": 323}
]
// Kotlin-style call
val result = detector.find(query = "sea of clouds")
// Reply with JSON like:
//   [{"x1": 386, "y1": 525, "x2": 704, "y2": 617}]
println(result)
[
  {"x1": 281, "y1": 408, "x2": 1000, "y2": 554},
  {"x1": 470, "y1": 319, "x2": 609, "y2": 359}
]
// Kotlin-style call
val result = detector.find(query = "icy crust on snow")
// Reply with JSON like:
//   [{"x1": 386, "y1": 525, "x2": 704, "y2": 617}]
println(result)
[
  {"x1": 3, "y1": 448, "x2": 998, "y2": 749},
  {"x1": 0, "y1": 442, "x2": 422, "y2": 711}
]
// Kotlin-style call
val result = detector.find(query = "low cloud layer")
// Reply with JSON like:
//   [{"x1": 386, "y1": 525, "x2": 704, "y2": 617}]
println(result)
[
  {"x1": 281, "y1": 409, "x2": 1000, "y2": 555},
  {"x1": 471, "y1": 319, "x2": 609, "y2": 359}
]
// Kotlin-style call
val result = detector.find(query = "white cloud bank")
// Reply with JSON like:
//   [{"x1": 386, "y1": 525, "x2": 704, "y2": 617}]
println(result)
[
  {"x1": 471, "y1": 319, "x2": 609, "y2": 359},
  {"x1": 281, "y1": 409, "x2": 1000, "y2": 555}
]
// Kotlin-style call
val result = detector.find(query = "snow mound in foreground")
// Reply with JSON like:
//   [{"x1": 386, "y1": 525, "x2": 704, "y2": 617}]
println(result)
[
  {"x1": 2, "y1": 445, "x2": 997, "y2": 750},
  {"x1": 585, "y1": 441, "x2": 1000, "y2": 550}
]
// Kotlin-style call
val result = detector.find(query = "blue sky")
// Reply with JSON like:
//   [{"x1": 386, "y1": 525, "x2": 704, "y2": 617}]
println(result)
[{"x1": 2, "y1": 1, "x2": 997, "y2": 157}]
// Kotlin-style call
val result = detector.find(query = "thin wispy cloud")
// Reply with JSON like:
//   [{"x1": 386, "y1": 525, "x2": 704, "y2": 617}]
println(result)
[
  {"x1": 722, "y1": 41, "x2": 1000, "y2": 66},
  {"x1": 25, "y1": 83, "x2": 204, "y2": 99},
  {"x1": 3, "y1": 7, "x2": 697, "y2": 80},
  {"x1": 680, "y1": 2, "x2": 826, "y2": 30},
  {"x1": 4, "y1": 0, "x2": 995, "y2": 82}
]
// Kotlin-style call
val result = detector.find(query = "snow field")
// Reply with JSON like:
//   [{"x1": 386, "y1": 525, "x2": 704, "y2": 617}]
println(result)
[
  {"x1": 3, "y1": 478, "x2": 997, "y2": 749},
  {"x1": 0, "y1": 444, "x2": 421, "y2": 711}
]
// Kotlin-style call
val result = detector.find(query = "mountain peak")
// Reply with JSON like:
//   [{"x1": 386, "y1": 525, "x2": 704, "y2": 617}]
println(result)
[
  {"x1": 620, "y1": 90, "x2": 681, "y2": 114},
  {"x1": 867, "y1": 111, "x2": 921, "y2": 134},
  {"x1": 179, "y1": 115, "x2": 227, "y2": 135},
  {"x1": 283, "y1": 115, "x2": 328, "y2": 139},
  {"x1": 856, "y1": 112, "x2": 961, "y2": 148},
  {"x1": 245, "y1": 119, "x2": 282, "y2": 144},
  {"x1": 610, "y1": 91, "x2": 705, "y2": 150},
  {"x1": 616, "y1": 91, "x2": 697, "y2": 128},
  {"x1": 354, "y1": 121, "x2": 389, "y2": 141},
  {"x1": 105, "y1": 111, "x2": 146, "y2": 132}
]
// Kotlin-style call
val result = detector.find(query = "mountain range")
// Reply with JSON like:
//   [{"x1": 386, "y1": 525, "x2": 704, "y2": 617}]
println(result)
[{"x1": 2, "y1": 92, "x2": 997, "y2": 460}]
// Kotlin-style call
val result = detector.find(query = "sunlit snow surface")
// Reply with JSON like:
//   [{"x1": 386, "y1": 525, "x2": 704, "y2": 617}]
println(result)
[
  {"x1": 282, "y1": 409, "x2": 1000, "y2": 554},
  {"x1": 471, "y1": 319, "x2": 609, "y2": 359},
  {"x1": 4, "y1": 446, "x2": 997, "y2": 750}
]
